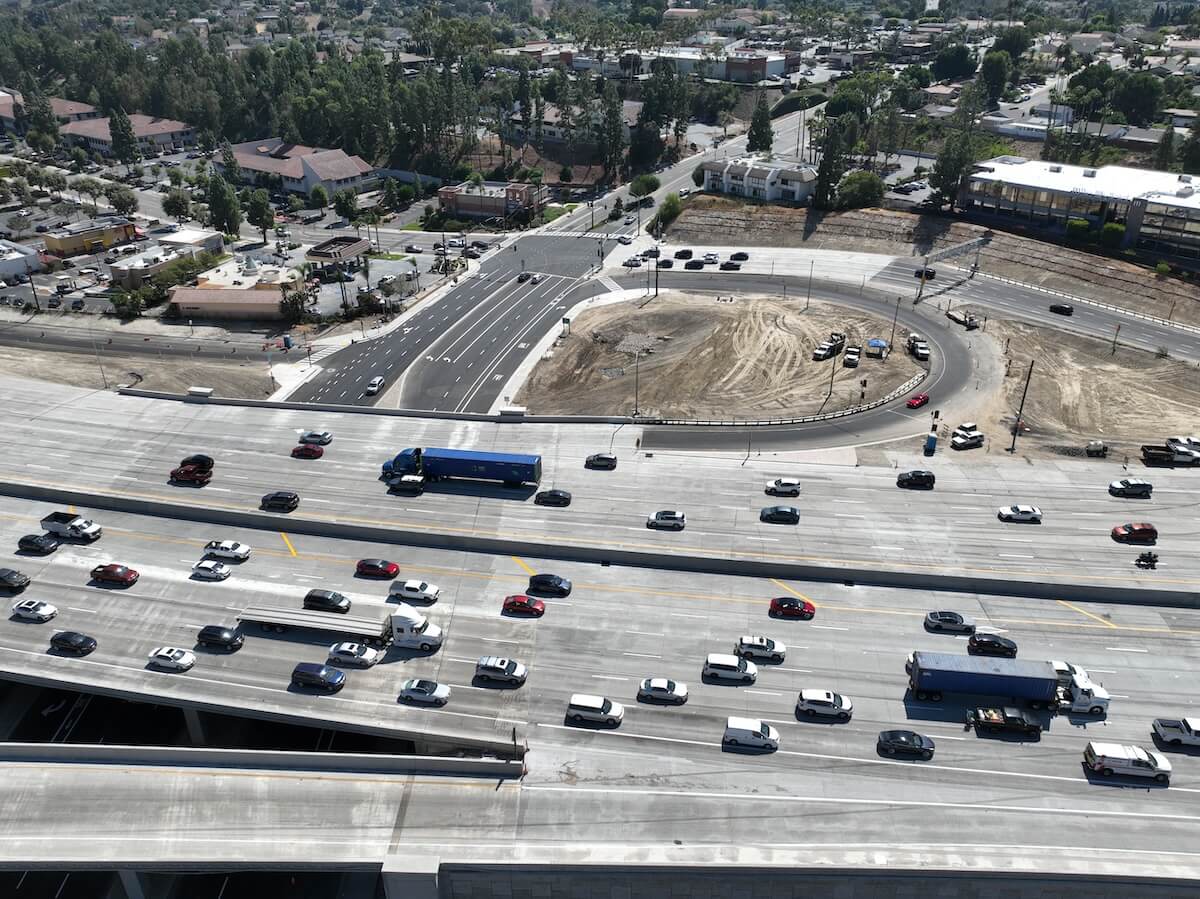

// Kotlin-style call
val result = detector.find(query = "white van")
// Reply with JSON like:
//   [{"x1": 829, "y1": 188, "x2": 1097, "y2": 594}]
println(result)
[
  {"x1": 566, "y1": 694, "x2": 624, "y2": 726},
  {"x1": 703, "y1": 653, "x2": 757, "y2": 683},
  {"x1": 723, "y1": 717, "x2": 778, "y2": 751},
  {"x1": 1084, "y1": 742, "x2": 1171, "y2": 783}
]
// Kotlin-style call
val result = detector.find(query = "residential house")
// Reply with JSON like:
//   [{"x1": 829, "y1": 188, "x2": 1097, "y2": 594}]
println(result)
[
  {"x1": 60, "y1": 114, "x2": 196, "y2": 156},
  {"x1": 215, "y1": 138, "x2": 374, "y2": 197}
]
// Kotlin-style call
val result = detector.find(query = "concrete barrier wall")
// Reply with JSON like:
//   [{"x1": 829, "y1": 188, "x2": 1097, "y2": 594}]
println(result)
[
  {"x1": 2, "y1": 480, "x2": 1196, "y2": 613},
  {"x1": 0, "y1": 743, "x2": 522, "y2": 778}
]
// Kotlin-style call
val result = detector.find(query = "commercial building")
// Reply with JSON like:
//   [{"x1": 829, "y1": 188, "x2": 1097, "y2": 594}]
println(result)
[
  {"x1": 700, "y1": 154, "x2": 818, "y2": 204},
  {"x1": 961, "y1": 156, "x2": 1200, "y2": 262},
  {"x1": 107, "y1": 244, "x2": 199, "y2": 290},
  {"x1": 0, "y1": 88, "x2": 100, "y2": 134},
  {"x1": 158, "y1": 228, "x2": 225, "y2": 256},
  {"x1": 166, "y1": 255, "x2": 301, "y2": 320},
  {"x1": 216, "y1": 138, "x2": 374, "y2": 197},
  {"x1": 43, "y1": 217, "x2": 137, "y2": 257},
  {"x1": 438, "y1": 180, "x2": 550, "y2": 220},
  {"x1": 0, "y1": 239, "x2": 43, "y2": 281},
  {"x1": 59, "y1": 114, "x2": 196, "y2": 156}
]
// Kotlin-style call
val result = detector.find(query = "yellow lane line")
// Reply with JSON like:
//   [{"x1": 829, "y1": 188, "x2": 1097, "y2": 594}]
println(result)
[
  {"x1": 510, "y1": 556, "x2": 536, "y2": 576},
  {"x1": 770, "y1": 578, "x2": 819, "y2": 608},
  {"x1": 279, "y1": 532, "x2": 298, "y2": 558},
  {"x1": 1056, "y1": 599, "x2": 1118, "y2": 629}
]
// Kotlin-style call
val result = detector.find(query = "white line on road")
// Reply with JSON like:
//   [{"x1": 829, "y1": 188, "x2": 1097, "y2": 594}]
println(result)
[
  {"x1": 744, "y1": 689, "x2": 783, "y2": 697},
  {"x1": 622, "y1": 651, "x2": 662, "y2": 659},
  {"x1": 591, "y1": 675, "x2": 631, "y2": 681},
  {"x1": 294, "y1": 575, "x2": 325, "y2": 581},
  {"x1": 66, "y1": 607, "x2": 97, "y2": 614},
  {"x1": 1106, "y1": 647, "x2": 1149, "y2": 653},
  {"x1": 811, "y1": 625, "x2": 849, "y2": 631},
  {"x1": 626, "y1": 630, "x2": 663, "y2": 637},
  {"x1": 774, "y1": 667, "x2": 812, "y2": 674}
]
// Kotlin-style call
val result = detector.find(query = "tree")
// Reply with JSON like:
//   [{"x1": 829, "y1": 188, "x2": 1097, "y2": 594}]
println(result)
[
  {"x1": 248, "y1": 189, "x2": 275, "y2": 243},
  {"x1": 597, "y1": 82, "x2": 628, "y2": 180},
  {"x1": 43, "y1": 171, "x2": 68, "y2": 200},
  {"x1": 333, "y1": 188, "x2": 359, "y2": 221},
  {"x1": 652, "y1": 193, "x2": 683, "y2": 229},
  {"x1": 1154, "y1": 127, "x2": 1176, "y2": 171},
  {"x1": 69, "y1": 147, "x2": 88, "y2": 171},
  {"x1": 1110, "y1": 72, "x2": 1164, "y2": 126},
  {"x1": 836, "y1": 171, "x2": 885, "y2": 209},
  {"x1": 929, "y1": 130, "x2": 974, "y2": 210},
  {"x1": 1181, "y1": 118, "x2": 1200, "y2": 174},
  {"x1": 517, "y1": 67, "x2": 533, "y2": 140},
  {"x1": 73, "y1": 176, "x2": 104, "y2": 213},
  {"x1": 207, "y1": 172, "x2": 243, "y2": 236},
  {"x1": 108, "y1": 107, "x2": 142, "y2": 172},
  {"x1": 167, "y1": 168, "x2": 184, "y2": 188},
  {"x1": 383, "y1": 178, "x2": 401, "y2": 211},
  {"x1": 309, "y1": 185, "x2": 329, "y2": 209},
  {"x1": 980, "y1": 51, "x2": 1012, "y2": 103},
  {"x1": 747, "y1": 91, "x2": 774, "y2": 152},
  {"x1": 813, "y1": 119, "x2": 846, "y2": 210},
  {"x1": 692, "y1": 164, "x2": 705, "y2": 188},
  {"x1": 629, "y1": 173, "x2": 661, "y2": 203},
  {"x1": 992, "y1": 27, "x2": 1031, "y2": 61},
  {"x1": 932, "y1": 44, "x2": 977, "y2": 81},
  {"x1": 163, "y1": 189, "x2": 191, "y2": 222},
  {"x1": 220, "y1": 141, "x2": 241, "y2": 185}
]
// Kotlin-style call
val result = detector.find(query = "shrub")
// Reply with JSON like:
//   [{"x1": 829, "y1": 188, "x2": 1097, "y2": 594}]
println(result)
[
  {"x1": 1065, "y1": 218, "x2": 1091, "y2": 240},
  {"x1": 1100, "y1": 222, "x2": 1125, "y2": 249},
  {"x1": 1155, "y1": 261, "x2": 1171, "y2": 276}
]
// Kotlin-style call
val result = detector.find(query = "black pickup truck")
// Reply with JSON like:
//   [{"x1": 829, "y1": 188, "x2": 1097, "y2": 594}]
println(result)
[{"x1": 967, "y1": 706, "x2": 1042, "y2": 738}]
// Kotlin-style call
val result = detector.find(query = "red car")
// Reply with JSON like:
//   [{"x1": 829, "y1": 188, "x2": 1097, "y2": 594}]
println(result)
[
  {"x1": 906, "y1": 392, "x2": 930, "y2": 409},
  {"x1": 356, "y1": 558, "x2": 400, "y2": 578},
  {"x1": 1111, "y1": 522, "x2": 1158, "y2": 544},
  {"x1": 502, "y1": 594, "x2": 545, "y2": 617},
  {"x1": 769, "y1": 596, "x2": 815, "y2": 619},
  {"x1": 291, "y1": 444, "x2": 324, "y2": 459},
  {"x1": 90, "y1": 564, "x2": 139, "y2": 586},
  {"x1": 169, "y1": 464, "x2": 211, "y2": 486}
]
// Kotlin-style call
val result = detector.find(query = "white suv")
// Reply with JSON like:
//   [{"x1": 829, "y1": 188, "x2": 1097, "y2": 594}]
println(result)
[
  {"x1": 795, "y1": 689, "x2": 853, "y2": 720},
  {"x1": 703, "y1": 653, "x2": 757, "y2": 683},
  {"x1": 735, "y1": 635, "x2": 787, "y2": 663},
  {"x1": 567, "y1": 693, "x2": 624, "y2": 726},
  {"x1": 365, "y1": 376, "x2": 385, "y2": 395}
]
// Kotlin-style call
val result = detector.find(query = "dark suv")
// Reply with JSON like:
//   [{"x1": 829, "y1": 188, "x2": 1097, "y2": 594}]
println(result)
[
  {"x1": 528, "y1": 574, "x2": 572, "y2": 597},
  {"x1": 896, "y1": 470, "x2": 936, "y2": 489},
  {"x1": 180, "y1": 454, "x2": 215, "y2": 471},
  {"x1": 304, "y1": 589, "x2": 351, "y2": 613},
  {"x1": 291, "y1": 662, "x2": 346, "y2": 692},
  {"x1": 261, "y1": 491, "x2": 300, "y2": 512},
  {"x1": 673, "y1": 249, "x2": 693, "y2": 259},
  {"x1": 0, "y1": 568, "x2": 31, "y2": 592},
  {"x1": 196, "y1": 625, "x2": 244, "y2": 651}
]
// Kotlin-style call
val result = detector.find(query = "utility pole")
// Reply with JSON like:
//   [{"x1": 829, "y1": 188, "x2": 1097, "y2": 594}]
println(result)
[
  {"x1": 1007, "y1": 360, "x2": 1034, "y2": 454},
  {"x1": 827, "y1": 351, "x2": 837, "y2": 397},
  {"x1": 888, "y1": 296, "x2": 900, "y2": 359},
  {"x1": 1111, "y1": 323, "x2": 1120, "y2": 354},
  {"x1": 26, "y1": 261, "x2": 41, "y2": 311},
  {"x1": 89, "y1": 329, "x2": 109, "y2": 389},
  {"x1": 633, "y1": 350, "x2": 642, "y2": 417}
]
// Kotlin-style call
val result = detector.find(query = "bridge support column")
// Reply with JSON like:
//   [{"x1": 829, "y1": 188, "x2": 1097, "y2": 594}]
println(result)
[
  {"x1": 182, "y1": 707, "x2": 206, "y2": 744},
  {"x1": 117, "y1": 869, "x2": 147, "y2": 899}
]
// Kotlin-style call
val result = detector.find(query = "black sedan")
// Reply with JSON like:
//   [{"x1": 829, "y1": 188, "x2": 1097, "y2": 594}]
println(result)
[
  {"x1": 18, "y1": 533, "x2": 60, "y2": 555},
  {"x1": 656, "y1": 258, "x2": 674, "y2": 269},
  {"x1": 0, "y1": 568, "x2": 31, "y2": 591},
  {"x1": 877, "y1": 730, "x2": 935, "y2": 759},
  {"x1": 760, "y1": 506, "x2": 800, "y2": 525},
  {"x1": 730, "y1": 251, "x2": 749, "y2": 261},
  {"x1": 585, "y1": 453, "x2": 617, "y2": 470},
  {"x1": 1049, "y1": 303, "x2": 1074, "y2": 316},
  {"x1": 719, "y1": 261, "x2": 741, "y2": 271},
  {"x1": 535, "y1": 489, "x2": 572, "y2": 507},
  {"x1": 684, "y1": 259, "x2": 705, "y2": 270},
  {"x1": 914, "y1": 267, "x2": 936, "y2": 280},
  {"x1": 968, "y1": 633, "x2": 1018, "y2": 658},
  {"x1": 50, "y1": 631, "x2": 98, "y2": 656}
]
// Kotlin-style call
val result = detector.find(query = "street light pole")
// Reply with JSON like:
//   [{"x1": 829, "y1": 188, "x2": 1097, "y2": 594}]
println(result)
[
  {"x1": 888, "y1": 296, "x2": 900, "y2": 360},
  {"x1": 633, "y1": 350, "x2": 641, "y2": 417},
  {"x1": 1007, "y1": 360, "x2": 1034, "y2": 454}
]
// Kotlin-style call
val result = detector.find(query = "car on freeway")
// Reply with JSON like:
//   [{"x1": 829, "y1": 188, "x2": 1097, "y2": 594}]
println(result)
[
  {"x1": 528, "y1": 573, "x2": 571, "y2": 597},
  {"x1": 400, "y1": 678, "x2": 451, "y2": 705},
  {"x1": 356, "y1": 558, "x2": 400, "y2": 578},
  {"x1": 535, "y1": 489, "x2": 572, "y2": 507},
  {"x1": 298, "y1": 430, "x2": 333, "y2": 445},
  {"x1": 567, "y1": 693, "x2": 624, "y2": 726},
  {"x1": 365, "y1": 376, "x2": 385, "y2": 395},
  {"x1": 968, "y1": 633, "x2": 1018, "y2": 657},
  {"x1": 914, "y1": 267, "x2": 936, "y2": 280},
  {"x1": 1112, "y1": 522, "x2": 1158, "y2": 544},
  {"x1": 0, "y1": 568, "x2": 31, "y2": 591},
  {"x1": 1109, "y1": 478, "x2": 1153, "y2": 498},
  {"x1": 765, "y1": 477, "x2": 802, "y2": 497},
  {"x1": 389, "y1": 579, "x2": 441, "y2": 603},
  {"x1": 997, "y1": 504, "x2": 1043, "y2": 523},
  {"x1": 730, "y1": 251, "x2": 749, "y2": 261},
  {"x1": 404, "y1": 244, "x2": 423, "y2": 253},
  {"x1": 502, "y1": 594, "x2": 545, "y2": 617},
  {"x1": 877, "y1": 730, "x2": 935, "y2": 759},
  {"x1": 90, "y1": 564, "x2": 139, "y2": 586},
  {"x1": 475, "y1": 656, "x2": 527, "y2": 686},
  {"x1": 291, "y1": 444, "x2": 324, "y2": 459},
  {"x1": 760, "y1": 506, "x2": 800, "y2": 525},
  {"x1": 517, "y1": 271, "x2": 532, "y2": 283},
  {"x1": 968, "y1": 706, "x2": 1042, "y2": 737},
  {"x1": 646, "y1": 510, "x2": 686, "y2": 531},
  {"x1": 617, "y1": 235, "x2": 633, "y2": 245},
  {"x1": 203, "y1": 540, "x2": 251, "y2": 561},
  {"x1": 683, "y1": 259, "x2": 704, "y2": 269},
  {"x1": 674, "y1": 249, "x2": 693, "y2": 259},
  {"x1": 50, "y1": 631, "x2": 97, "y2": 655},
  {"x1": 11, "y1": 599, "x2": 57, "y2": 622},
  {"x1": 769, "y1": 596, "x2": 815, "y2": 620},
  {"x1": 925, "y1": 610, "x2": 976, "y2": 633},
  {"x1": 906, "y1": 392, "x2": 930, "y2": 409},
  {"x1": 719, "y1": 261, "x2": 741, "y2": 271},
  {"x1": 180, "y1": 454, "x2": 214, "y2": 471},
  {"x1": 196, "y1": 625, "x2": 243, "y2": 651},
  {"x1": 291, "y1": 662, "x2": 345, "y2": 692},
  {"x1": 702, "y1": 252, "x2": 719, "y2": 264},
  {"x1": 304, "y1": 589, "x2": 351, "y2": 613},
  {"x1": 261, "y1": 491, "x2": 300, "y2": 512},
  {"x1": 1049, "y1": 303, "x2": 1074, "y2": 316},
  {"x1": 623, "y1": 257, "x2": 642, "y2": 268},
  {"x1": 896, "y1": 470, "x2": 936, "y2": 489},
  {"x1": 656, "y1": 258, "x2": 673, "y2": 268},
  {"x1": 191, "y1": 560, "x2": 231, "y2": 581},
  {"x1": 148, "y1": 647, "x2": 196, "y2": 672},
  {"x1": 1153, "y1": 717, "x2": 1200, "y2": 747},
  {"x1": 585, "y1": 453, "x2": 617, "y2": 470},
  {"x1": 703, "y1": 653, "x2": 757, "y2": 683},
  {"x1": 169, "y1": 464, "x2": 211, "y2": 486},
  {"x1": 735, "y1": 635, "x2": 786, "y2": 663},
  {"x1": 796, "y1": 689, "x2": 853, "y2": 720},
  {"x1": 638, "y1": 677, "x2": 689, "y2": 704},
  {"x1": 328, "y1": 642, "x2": 382, "y2": 668}
]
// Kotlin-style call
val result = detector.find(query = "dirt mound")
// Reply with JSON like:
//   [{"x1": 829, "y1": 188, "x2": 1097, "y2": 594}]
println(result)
[
  {"x1": 516, "y1": 291, "x2": 921, "y2": 419},
  {"x1": 667, "y1": 198, "x2": 1200, "y2": 326}
]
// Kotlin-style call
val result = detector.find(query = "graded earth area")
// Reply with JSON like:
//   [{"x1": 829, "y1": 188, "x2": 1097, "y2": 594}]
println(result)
[{"x1": 516, "y1": 291, "x2": 922, "y2": 419}]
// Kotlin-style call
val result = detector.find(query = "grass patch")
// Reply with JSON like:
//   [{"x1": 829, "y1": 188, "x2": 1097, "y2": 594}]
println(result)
[
  {"x1": 399, "y1": 221, "x2": 424, "y2": 231},
  {"x1": 371, "y1": 252, "x2": 410, "y2": 261},
  {"x1": 540, "y1": 206, "x2": 570, "y2": 224}
]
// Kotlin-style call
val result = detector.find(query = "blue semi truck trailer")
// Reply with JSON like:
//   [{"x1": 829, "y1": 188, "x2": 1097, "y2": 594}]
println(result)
[
  {"x1": 909, "y1": 651, "x2": 1060, "y2": 706},
  {"x1": 381, "y1": 447, "x2": 542, "y2": 486}
]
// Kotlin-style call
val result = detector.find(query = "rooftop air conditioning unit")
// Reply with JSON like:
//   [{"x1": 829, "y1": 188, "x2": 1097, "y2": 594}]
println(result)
[
  {"x1": 1049, "y1": 165, "x2": 1062, "y2": 172},
  {"x1": 1180, "y1": 175, "x2": 1193, "y2": 184},
  {"x1": 1083, "y1": 169, "x2": 1097, "y2": 177}
]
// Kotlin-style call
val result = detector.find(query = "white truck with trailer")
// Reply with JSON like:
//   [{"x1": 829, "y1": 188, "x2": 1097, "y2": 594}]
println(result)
[
  {"x1": 237, "y1": 601, "x2": 442, "y2": 650},
  {"x1": 40, "y1": 511, "x2": 102, "y2": 541}
]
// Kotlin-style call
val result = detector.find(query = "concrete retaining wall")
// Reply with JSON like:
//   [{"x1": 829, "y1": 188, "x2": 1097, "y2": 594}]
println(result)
[
  {"x1": 0, "y1": 743, "x2": 522, "y2": 778},
  {"x1": 2, "y1": 480, "x2": 1196, "y2": 612}
]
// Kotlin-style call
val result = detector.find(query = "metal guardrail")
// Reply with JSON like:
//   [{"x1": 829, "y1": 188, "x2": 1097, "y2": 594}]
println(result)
[{"x1": 647, "y1": 370, "x2": 927, "y2": 427}]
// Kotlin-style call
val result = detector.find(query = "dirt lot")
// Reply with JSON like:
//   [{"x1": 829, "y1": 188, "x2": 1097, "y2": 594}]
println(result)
[
  {"x1": 667, "y1": 198, "x2": 1200, "y2": 327},
  {"x1": 516, "y1": 291, "x2": 922, "y2": 419},
  {"x1": 0, "y1": 344, "x2": 276, "y2": 396},
  {"x1": 952, "y1": 317, "x2": 1200, "y2": 460}
]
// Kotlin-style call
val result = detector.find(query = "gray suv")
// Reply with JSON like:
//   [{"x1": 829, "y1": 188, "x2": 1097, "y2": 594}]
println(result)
[
  {"x1": 304, "y1": 589, "x2": 351, "y2": 613},
  {"x1": 291, "y1": 662, "x2": 346, "y2": 692}
]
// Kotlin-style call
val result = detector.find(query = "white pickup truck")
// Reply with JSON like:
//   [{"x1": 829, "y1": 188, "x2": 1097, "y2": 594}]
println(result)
[{"x1": 1153, "y1": 717, "x2": 1200, "y2": 746}]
